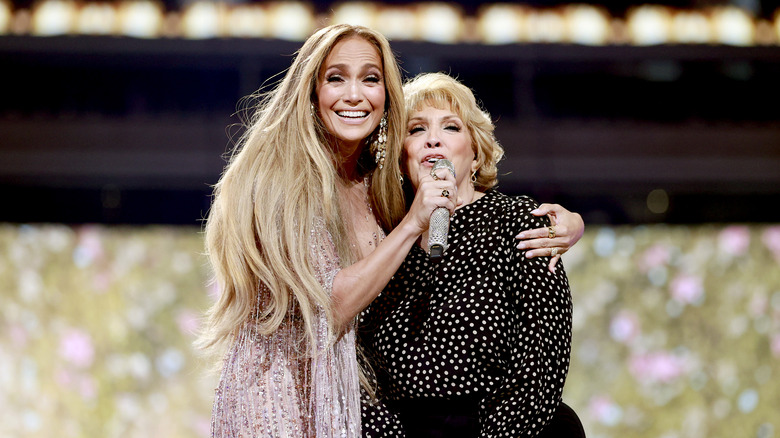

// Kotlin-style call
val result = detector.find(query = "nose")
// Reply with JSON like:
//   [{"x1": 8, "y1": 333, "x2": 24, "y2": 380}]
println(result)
[
  {"x1": 425, "y1": 132, "x2": 441, "y2": 148},
  {"x1": 343, "y1": 80, "x2": 362, "y2": 105}
]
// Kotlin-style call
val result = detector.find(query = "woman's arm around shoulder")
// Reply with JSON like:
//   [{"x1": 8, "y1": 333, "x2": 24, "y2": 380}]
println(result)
[{"x1": 515, "y1": 202, "x2": 584, "y2": 273}]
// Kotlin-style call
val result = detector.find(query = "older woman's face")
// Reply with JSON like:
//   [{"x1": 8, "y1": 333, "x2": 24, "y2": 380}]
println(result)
[
  {"x1": 316, "y1": 36, "x2": 386, "y2": 155},
  {"x1": 404, "y1": 104, "x2": 476, "y2": 194}
]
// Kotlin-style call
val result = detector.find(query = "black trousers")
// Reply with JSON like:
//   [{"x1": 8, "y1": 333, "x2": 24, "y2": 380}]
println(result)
[{"x1": 396, "y1": 399, "x2": 586, "y2": 438}]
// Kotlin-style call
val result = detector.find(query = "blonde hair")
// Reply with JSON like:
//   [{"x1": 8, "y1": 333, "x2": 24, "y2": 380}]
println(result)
[
  {"x1": 197, "y1": 25, "x2": 406, "y2": 363},
  {"x1": 401, "y1": 72, "x2": 504, "y2": 192}
]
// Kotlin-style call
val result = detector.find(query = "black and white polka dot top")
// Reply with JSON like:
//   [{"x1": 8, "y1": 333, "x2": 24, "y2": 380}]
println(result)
[{"x1": 360, "y1": 190, "x2": 573, "y2": 437}]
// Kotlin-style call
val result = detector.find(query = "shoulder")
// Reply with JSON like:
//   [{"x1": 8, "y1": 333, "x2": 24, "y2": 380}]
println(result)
[{"x1": 486, "y1": 191, "x2": 549, "y2": 233}]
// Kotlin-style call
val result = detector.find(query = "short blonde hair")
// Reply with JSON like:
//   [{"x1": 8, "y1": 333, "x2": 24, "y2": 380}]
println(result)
[{"x1": 401, "y1": 72, "x2": 504, "y2": 191}]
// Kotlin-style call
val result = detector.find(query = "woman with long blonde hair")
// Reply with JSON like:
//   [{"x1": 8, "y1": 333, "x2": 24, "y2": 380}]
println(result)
[{"x1": 199, "y1": 24, "x2": 459, "y2": 437}]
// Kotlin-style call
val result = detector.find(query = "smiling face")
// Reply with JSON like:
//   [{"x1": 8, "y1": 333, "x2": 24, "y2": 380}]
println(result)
[
  {"x1": 315, "y1": 36, "x2": 386, "y2": 157},
  {"x1": 404, "y1": 103, "x2": 477, "y2": 197}
]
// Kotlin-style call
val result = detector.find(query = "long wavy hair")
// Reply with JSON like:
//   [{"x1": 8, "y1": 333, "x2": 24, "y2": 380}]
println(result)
[{"x1": 197, "y1": 24, "x2": 406, "y2": 361}]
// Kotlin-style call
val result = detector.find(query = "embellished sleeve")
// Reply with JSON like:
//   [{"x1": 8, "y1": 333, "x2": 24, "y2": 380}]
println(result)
[
  {"x1": 210, "y1": 219, "x2": 361, "y2": 438},
  {"x1": 479, "y1": 196, "x2": 573, "y2": 438}
]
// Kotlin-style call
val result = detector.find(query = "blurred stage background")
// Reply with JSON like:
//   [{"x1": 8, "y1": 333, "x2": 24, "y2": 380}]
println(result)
[{"x1": 1, "y1": 0, "x2": 779, "y2": 437}]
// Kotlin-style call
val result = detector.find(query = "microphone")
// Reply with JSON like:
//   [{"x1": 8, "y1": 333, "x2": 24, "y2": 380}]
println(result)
[{"x1": 428, "y1": 159, "x2": 455, "y2": 261}]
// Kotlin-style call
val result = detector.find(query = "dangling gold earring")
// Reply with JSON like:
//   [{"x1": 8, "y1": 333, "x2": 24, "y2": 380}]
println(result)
[
  {"x1": 399, "y1": 174, "x2": 404, "y2": 185},
  {"x1": 310, "y1": 102, "x2": 316, "y2": 117},
  {"x1": 372, "y1": 113, "x2": 388, "y2": 169},
  {"x1": 471, "y1": 171, "x2": 477, "y2": 186}
]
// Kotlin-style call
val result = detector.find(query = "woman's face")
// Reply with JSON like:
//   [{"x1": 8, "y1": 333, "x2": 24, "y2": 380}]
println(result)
[
  {"x1": 316, "y1": 36, "x2": 386, "y2": 155},
  {"x1": 403, "y1": 103, "x2": 476, "y2": 195}
]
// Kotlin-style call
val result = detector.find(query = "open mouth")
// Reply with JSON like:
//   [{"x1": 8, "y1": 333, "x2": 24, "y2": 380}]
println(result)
[
  {"x1": 423, "y1": 155, "x2": 446, "y2": 164},
  {"x1": 336, "y1": 110, "x2": 369, "y2": 119}
]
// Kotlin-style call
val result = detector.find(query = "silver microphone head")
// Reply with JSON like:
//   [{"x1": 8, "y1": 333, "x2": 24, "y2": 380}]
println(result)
[{"x1": 431, "y1": 159, "x2": 455, "y2": 179}]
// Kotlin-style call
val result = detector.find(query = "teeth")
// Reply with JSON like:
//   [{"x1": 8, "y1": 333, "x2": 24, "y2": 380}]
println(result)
[{"x1": 337, "y1": 111, "x2": 368, "y2": 118}]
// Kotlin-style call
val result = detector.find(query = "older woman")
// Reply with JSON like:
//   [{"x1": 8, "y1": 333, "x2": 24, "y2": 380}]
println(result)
[{"x1": 360, "y1": 73, "x2": 576, "y2": 437}]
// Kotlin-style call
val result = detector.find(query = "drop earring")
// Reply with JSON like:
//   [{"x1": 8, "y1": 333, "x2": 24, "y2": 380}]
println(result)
[{"x1": 372, "y1": 113, "x2": 388, "y2": 169}]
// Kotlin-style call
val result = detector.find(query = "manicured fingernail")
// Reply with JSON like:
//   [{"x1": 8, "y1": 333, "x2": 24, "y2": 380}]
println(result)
[
  {"x1": 516, "y1": 233, "x2": 526, "y2": 238},
  {"x1": 517, "y1": 243, "x2": 526, "y2": 249},
  {"x1": 525, "y1": 251, "x2": 533, "y2": 258},
  {"x1": 531, "y1": 209, "x2": 540, "y2": 214}
]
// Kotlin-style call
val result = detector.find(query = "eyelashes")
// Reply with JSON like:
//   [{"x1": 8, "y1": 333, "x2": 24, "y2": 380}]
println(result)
[
  {"x1": 407, "y1": 124, "x2": 461, "y2": 135},
  {"x1": 324, "y1": 73, "x2": 382, "y2": 83}
]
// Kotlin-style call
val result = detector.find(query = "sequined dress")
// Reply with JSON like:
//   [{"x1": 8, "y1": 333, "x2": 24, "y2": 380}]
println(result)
[{"x1": 211, "y1": 221, "x2": 361, "y2": 437}]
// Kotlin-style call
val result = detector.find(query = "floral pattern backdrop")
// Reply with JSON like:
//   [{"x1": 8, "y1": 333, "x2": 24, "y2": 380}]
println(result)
[{"x1": 1, "y1": 223, "x2": 779, "y2": 437}]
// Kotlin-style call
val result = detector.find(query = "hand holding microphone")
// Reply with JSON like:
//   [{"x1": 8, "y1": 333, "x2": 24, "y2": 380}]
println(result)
[{"x1": 428, "y1": 159, "x2": 455, "y2": 261}]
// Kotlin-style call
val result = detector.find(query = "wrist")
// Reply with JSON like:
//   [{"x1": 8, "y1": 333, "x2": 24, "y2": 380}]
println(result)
[{"x1": 397, "y1": 215, "x2": 424, "y2": 239}]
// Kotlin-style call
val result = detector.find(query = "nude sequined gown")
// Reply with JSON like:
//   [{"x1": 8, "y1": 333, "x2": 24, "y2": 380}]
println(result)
[{"x1": 210, "y1": 223, "x2": 361, "y2": 437}]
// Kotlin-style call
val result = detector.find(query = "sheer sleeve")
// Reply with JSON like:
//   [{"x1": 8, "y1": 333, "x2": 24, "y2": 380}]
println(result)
[
  {"x1": 479, "y1": 197, "x2": 573, "y2": 437},
  {"x1": 211, "y1": 219, "x2": 361, "y2": 438}
]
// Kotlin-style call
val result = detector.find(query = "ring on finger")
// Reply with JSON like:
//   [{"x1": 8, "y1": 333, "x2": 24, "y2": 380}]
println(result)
[
  {"x1": 548, "y1": 225, "x2": 556, "y2": 239},
  {"x1": 441, "y1": 189, "x2": 450, "y2": 198},
  {"x1": 431, "y1": 172, "x2": 440, "y2": 181},
  {"x1": 551, "y1": 247, "x2": 559, "y2": 257}
]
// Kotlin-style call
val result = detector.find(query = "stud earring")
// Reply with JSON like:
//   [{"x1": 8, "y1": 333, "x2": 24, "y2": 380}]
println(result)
[{"x1": 372, "y1": 113, "x2": 388, "y2": 169}]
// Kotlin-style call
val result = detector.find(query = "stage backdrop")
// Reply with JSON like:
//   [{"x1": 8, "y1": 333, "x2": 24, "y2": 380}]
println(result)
[{"x1": 1, "y1": 223, "x2": 778, "y2": 438}]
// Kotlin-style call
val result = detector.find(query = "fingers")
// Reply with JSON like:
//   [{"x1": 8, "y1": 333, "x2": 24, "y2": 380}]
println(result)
[
  {"x1": 417, "y1": 170, "x2": 457, "y2": 213},
  {"x1": 530, "y1": 203, "x2": 564, "y2": 218},
  {"x1": 407, "y1": 172, "x2": 457, "y2": 229},
  {"x1": 522, "y1": 245, "x2": 567, "y2": 259},
  {"x1": 548, "y1": 255, "x2": 560, "y2": 273},
  {"x1": 430, "y1": 167, "x2": 452, "y2": 182},
  {"x1": 516, "y1": 223, "x2": 567, "y2": 242}
]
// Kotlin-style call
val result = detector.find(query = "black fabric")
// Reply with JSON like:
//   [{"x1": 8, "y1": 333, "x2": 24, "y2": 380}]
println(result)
[
  {"x1": 393, "y1": 397, "x2": 480, "y2": 438},
  {"x1": 360, "y1": 191, "x2": 573, "y2": 437},
  {"x1": 538, "y1": 402, "x2": 586, "y2": 438}
]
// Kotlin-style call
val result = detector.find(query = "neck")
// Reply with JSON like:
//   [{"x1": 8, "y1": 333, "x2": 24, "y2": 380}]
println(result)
[
  {"x1": 455, "y1": 185, "x2": 483, "y2": 210},
  {"x1": 335, "y1": 140, "x2": 365, "y2": 183}
]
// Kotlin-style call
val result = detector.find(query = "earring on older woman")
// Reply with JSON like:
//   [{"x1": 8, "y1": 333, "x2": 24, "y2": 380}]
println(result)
[
  {"x1": 372, "y1": 113, "x2": 388, "y2": 169},
  {"x1": 471, "y1": 171, "x2": 477, "y2": 186}
]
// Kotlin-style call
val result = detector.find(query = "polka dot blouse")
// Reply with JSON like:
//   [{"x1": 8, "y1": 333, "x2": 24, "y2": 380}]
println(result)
[{"x1": 359, "y1": 190, "x2": 573, "y2": 437}]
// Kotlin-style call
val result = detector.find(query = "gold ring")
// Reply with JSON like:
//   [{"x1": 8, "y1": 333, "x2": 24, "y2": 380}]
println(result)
[
  {"x1": 548, "y1": 225, "x2": 556, "y2": 239},
  {"x1": 551, "y1": 247, "x2": 558, "y2": 257},
  {"x1": 442, "y1": 189, "x2": 450, "y2": 198},
  {"x1": 431, "y1": 171, "x2": 440, "y2": 181}
]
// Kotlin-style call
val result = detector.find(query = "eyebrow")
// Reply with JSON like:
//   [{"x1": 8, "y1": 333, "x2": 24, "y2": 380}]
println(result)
[
  {"x1": 408, "y1": 114, "x2": 461, "y2": 123},
  {"x1": 323, "y1": 63, "x2": 382, "y2": 72}
]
